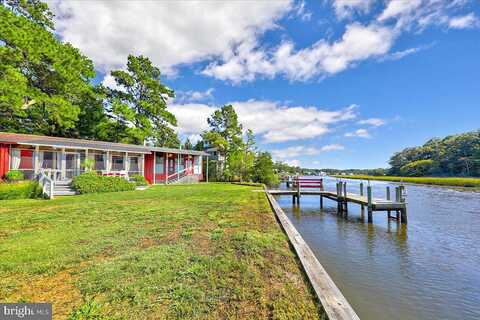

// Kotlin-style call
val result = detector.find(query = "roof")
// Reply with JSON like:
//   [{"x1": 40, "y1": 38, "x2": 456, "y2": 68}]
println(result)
[
  {"x1": 0, "y1": 132, "x2": 209, "y2": 156},
  {"x1": 149, "y1": 146, "x2": 209, "y2": 156}
]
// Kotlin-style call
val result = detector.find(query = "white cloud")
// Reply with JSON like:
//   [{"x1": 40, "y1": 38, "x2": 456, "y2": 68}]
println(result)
[
  {"x1": 345, "y1": 128, "x2": 371, "y2": 138},
  {"x1": 271, "y1": 146, "x2": 320, "y2": 159},
  {"x1": 448, "y1": 13, "x2": 479, "y2": 29},
  {"x1": 292, "y1": 0, "x2": 312, "y2": 21},
  {"x1": 48, "y1": 1, "x2": 292, "y2": 74},
  {"x1": 357, "y1": 118, "x2": 385, "y2": 126},
  {"x1": 169, "y1": 101, "x2": 357, "y2": 143},
  {"x1": 378, "y1": 0, "x2": 422, "y2": 22},
  {"x1": 333, "y1": 0, "x2": 374, "y2": 19},
  {"x1": 176, "y1": 88, "x2": 214, "y2": 103},
  {"x1": 321, "y1": 144, "x2": 345, "y2": 152},
  {"x1": 203, "y1": 22, "x2": 397, "y2": 83},
  {"x1": 377, "y1": 0, "x2": 476, "y2": 32},
  {"x1": 285, "y1": 159, "x2": 301, "y2": 167},
  {"x1": 102, "y1": 74, "x2": 125, "y2": 91}
]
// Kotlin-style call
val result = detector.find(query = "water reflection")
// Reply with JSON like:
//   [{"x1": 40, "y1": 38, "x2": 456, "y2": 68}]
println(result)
[{"x1": 274, "y1": 177, "x2": 480, "y2": 320}]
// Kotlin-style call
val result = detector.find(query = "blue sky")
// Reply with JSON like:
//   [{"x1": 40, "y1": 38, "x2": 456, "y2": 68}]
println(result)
[{"x1": 50, "y1": 0, "x2": 480, "y2": 169}]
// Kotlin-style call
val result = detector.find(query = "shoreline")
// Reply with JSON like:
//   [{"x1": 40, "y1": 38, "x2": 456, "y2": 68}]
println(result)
[{"x1": 331, "y1": 175, "x2": 480, "y2": 192}]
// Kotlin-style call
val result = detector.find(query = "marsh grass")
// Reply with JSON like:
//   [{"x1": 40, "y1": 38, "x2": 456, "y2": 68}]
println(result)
[{"x1": 0, "y1": 184, "x2": 322, "y2": 319}]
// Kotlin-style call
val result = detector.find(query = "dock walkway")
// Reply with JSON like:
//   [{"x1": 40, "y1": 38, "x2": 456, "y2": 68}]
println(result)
[{"x1": 268, "y1": 180, "x2": 408, "y2": 224}]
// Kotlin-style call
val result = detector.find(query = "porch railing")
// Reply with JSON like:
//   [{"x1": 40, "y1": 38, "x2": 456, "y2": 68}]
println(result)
[
  {"x1": 166, "y1": 167, "x2": 194, "y2": 183},
  {"x1": 37, "y1": 171, "x2": 54, "y2": 199}
]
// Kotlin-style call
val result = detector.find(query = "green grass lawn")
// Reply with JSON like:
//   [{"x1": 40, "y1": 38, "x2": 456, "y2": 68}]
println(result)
[
  {"x1": 0, "y1": 184, "x2": 322, "y2": 319},
  {"x1": 332, "y1": 175, "x2": 480, "y2": 189}
]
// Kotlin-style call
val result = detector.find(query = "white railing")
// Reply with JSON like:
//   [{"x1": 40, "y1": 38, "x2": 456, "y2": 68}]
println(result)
[
  {"x1": 37, "y1": 171, "x2": 54, "y2": 199},
  {"x1": 166, "y1": 168, "x2": 192, "y2": 183}
]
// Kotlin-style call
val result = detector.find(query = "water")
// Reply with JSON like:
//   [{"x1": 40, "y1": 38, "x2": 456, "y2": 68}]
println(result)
[{"x1": 274, "y1": 177, "x2": 480, "y2": 320}]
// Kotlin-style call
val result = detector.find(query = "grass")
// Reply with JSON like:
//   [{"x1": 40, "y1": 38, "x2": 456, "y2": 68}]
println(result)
[
  {"x1": 0, "y1": 183, "x2": 322, "y2": 319},
  {"x1": 332, "y1": 175, "x2": 480, "y2": 188}
]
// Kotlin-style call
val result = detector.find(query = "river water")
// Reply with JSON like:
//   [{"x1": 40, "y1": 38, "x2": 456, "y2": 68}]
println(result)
[{"x1": 274, "y1": 177, "x2": 480, "y2": 320}]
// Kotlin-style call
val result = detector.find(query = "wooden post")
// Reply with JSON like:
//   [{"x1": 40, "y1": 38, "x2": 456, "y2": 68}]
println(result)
[
  {"x1": 296, "y1": 179, "x2": 300, "y2": 204},
  {"x1": 386, "y1": 186, "x2": 391, "y2": 219},
  {"x1": 395, "y1": 187, "x2": 401, "y2": 221},
  {"x1": 343, "y1": 182, "x2": 348, "y2": 213},
  {"x1": 336, "y1": 182, "x2": 342, "y2": 213},
  {"x1": 399, "y1": 186, "x2": 407, "y2": 224},
  {"x1": 360, "y1": 182, "x2": 364, "y2": 214},
  {"x1": 320, "y1": 195, "x2": 323, "y2": 209},
  {"x1": 367, "y1": 186, "x2": 373, "y2": 223}
]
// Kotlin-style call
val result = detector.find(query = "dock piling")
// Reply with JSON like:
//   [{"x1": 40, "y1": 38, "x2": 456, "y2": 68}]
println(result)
[
  {"x1": 386, "y1": 186, "x2": 391, "y2": 219},
  {"x1": 367, "y1": 186, "x2": 373, "y2": 223}
]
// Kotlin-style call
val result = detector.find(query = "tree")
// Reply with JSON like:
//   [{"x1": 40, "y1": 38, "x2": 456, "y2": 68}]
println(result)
[
  {"x1": 253, "y1": 152, "x2": 278, "y2": 186},
  {"x1": 182, "y1": 137, "x2": 193, "y2": 150},
  {"x1": 388, "y1": 130, "x2": 480, "y2": 177},
  {"x1": 105, "y1": 55, "x2": 177, "y2": 145},
  {"x1": 205, "y1": 104, "x2": 243, "y2": 150},
  {"x1": 0, "y1": 1, "x2": 105, "y2": 138}
]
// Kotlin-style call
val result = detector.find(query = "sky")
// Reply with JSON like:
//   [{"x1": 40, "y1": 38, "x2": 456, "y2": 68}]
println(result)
[{"x1": 48, "y1": 0, "x2": 480, "y2": 169}]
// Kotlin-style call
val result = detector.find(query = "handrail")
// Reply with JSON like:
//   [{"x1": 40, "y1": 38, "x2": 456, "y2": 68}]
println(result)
[
  {"x1": 166, "y1": 167, "x2": 195, "y2": 183},
  {"x1": 37, "y1": 170, "x2": 54, "y2": 199}
]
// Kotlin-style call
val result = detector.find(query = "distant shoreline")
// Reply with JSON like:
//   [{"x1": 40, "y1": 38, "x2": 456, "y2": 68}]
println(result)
[{"x1": 331, "y1": 175, "x2": 480, "y2": 191}]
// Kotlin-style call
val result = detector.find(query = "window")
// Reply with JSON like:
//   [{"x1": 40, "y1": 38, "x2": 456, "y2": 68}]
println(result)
[
  {"x1": 42, "y1": 151, "x2": 55, "y2": 169},
  {"x1": 94, "y1": 154, "x2": 105, "y2": 171},
  {"x1": 129, "y1": 156, "x2": 140, "y2": 172},
  {"x1": 112, "y1": 155, "x2": 124, "y2": 171},
  {"x1": 155, "y1": 154, "x2": 164, "y2": 174}
]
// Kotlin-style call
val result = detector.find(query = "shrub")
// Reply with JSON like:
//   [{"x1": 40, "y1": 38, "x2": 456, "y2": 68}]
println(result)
[
  {"x1": 130, "y1": 174, "x2": 148, "y2": 186},
  {"x1": 0, "y1": 181, "x2": 43, "y2": 200},
  {"x1": 72, "y1": 172, "x2": 136, "y2": 194},
  {"x1": 5, "y1": 170, "x2": 24, "y2": 182}
]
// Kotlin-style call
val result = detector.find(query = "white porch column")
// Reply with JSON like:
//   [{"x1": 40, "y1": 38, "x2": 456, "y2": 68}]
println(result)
[
  {"x1": 106, "y1": 151, "x2": 110, "y2": 173},
  {"x1": 124, "y1": 152, "x2": 129, "y2": 176},
  {"x1": 34, "y1": 146, "x2": 40, "y2": 175},
  {"x1": 141, "y1": 154, "x2": 145, "y2": 177},
  {"x1": 61, "y1": 148, "x2": 66, "y2": 180}
]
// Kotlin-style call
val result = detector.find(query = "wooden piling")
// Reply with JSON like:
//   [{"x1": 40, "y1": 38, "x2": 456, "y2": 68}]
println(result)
[
  {"x1": 367, "y1": 186, "x2": 373, "y2": 223},
  {"x1": 343, "y1": 182, "x2": 348, "y2": 213},
  {"x1": 386, "y1": 186, "x2": 391, "y2": 218},
  {"x1": 320, "y1": 195, "x2": 324, "y2": 209},
  {"x1": 360, "y1": 182, "x2": 364, "y2": 213}
]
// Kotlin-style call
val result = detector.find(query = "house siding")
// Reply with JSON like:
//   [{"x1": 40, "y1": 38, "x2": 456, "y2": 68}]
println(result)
[
  {"x1": 144, "y1": 153, "x2": 154, "y2": 184},
  {"x1": 0, "y1": 143, "x2": 10, "y2": 179}
]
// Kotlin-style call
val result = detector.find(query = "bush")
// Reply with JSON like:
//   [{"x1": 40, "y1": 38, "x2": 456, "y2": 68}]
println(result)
[
  {"x1": 5, "y1": 170, "x2": 24, "y2": 182},
  {"x1": 72, "y1": 172, "x2": 136, "y2": 194},
  {"x1": 130, "y1": 174, "x2": 148, "y2": 186},
  {"x1": 0, "y1": 181, "x2": 43, "y2": 200}
]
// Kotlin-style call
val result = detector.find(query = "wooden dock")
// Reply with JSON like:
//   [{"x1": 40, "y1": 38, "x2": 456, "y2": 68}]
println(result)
[
  {"x1": 265, "y1": 188, "x2": 360, "y2": 320},
  {"x1": 268, "y1": 180, "x2": 408, "y2": 224}
]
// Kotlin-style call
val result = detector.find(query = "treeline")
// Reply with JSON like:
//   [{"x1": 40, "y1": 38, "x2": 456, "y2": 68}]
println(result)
[
  {"x1": 323, "y1": 168, "x2": 388, "y2": 176},
  {"x1": 389, "y1": 130, "x2": 480, "y2": 177},
  {"x1": 1, "y1": 1, "x2": 179, "y2": 146},
  {"x1": 0, "y1": 1, "x2": 278, "y2": 185}
]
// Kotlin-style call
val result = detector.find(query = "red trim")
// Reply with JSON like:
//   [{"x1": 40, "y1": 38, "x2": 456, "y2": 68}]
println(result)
[
  {"x1": 144, "y1": 153, "x2": 154, "y2": 184},
  {"x1": 0, "y1": 143, "x2": 10, "y2": 179}
]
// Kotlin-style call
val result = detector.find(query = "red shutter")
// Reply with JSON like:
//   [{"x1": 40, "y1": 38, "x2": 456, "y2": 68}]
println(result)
[
  {"x1": 0, "y1": 144, "x2": 10, "y2": 179},
  {"x1": 144, "y1": 153, "x2": 154, "y2": 184}
]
